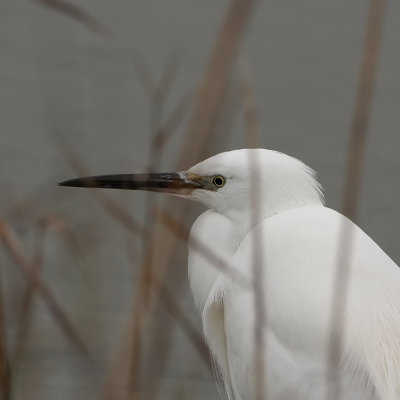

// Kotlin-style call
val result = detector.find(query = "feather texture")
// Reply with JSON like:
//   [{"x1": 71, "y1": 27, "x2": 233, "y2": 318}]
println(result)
[{"x1": 187, "y1": 149, "x2": 400, "y2": 400}]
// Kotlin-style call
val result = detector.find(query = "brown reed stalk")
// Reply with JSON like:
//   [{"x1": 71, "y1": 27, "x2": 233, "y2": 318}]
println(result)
[
  {"x1": 156, "y1": 281, "x2": 211, "y2": 368},
  {"x1": 128, "y1": 52, "x2": 184, "y2": 399},
  {"x1": 43, "y1": 215, "x2": 89, "y2": 279},
  {"x1": 151, "y1": 90, "x2": 194, "y2": 155},
  {"x1": 0, "y1": 264, "x2": 11, "y2": 400},
  {"x1": 133, "y1": 1, "x2": 258, "y2": 398},
  {"x1": 142, "y1": 83, "x2": 246, "y2": 400},
  {"x1": 142, "y1": 49, "x2": 185, "y2": 292},
  {"x1": 32, "y1": 0, "x2": 108, "y2": 35},
  {"x1": 328, "y1": 1, "x2": 386, "y2": 399},
  {"x1": 179, "y1": 0, "x2": 259, "y2": 167},
  {"x1": 57, "y1": 137, "x2": 146, "y2": 238},
  {"x1": 132, "y1": 52, "x2": 158, "y2": 97},
  {"x1": 56, "y1": 137, "x2": 211, "y2": 399},
  {"x1": 141, "y1": 0, "x2": 259, "y2": 306},
  {"x1": 0, "y1": 221, "x2": 91, "y2": 359},
  {"x1": 12, "y1": 214, "x2": 88, "y2": 362},
  {"x1": 239, "y1": 57, "x2": 266, "y2": 399},
  {"x1": 239, "y1": 56, "x2": 259, "y2": 149},
  {"x1": 104, "y1": 50, "x2": 194, "y2": 400},
  {"x1": 341, "y1": 1, "x2": 386, "y2": 222},
  {"x1": 12, "y1": 219, "x2": 45, "y2": 363}
]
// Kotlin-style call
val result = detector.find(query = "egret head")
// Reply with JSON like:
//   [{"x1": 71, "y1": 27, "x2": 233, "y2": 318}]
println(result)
[
  {"x1": 59, "y1": 149, "x2": 324, "y2": 222},
  {"x1": 187, "y1": 149, "x2": 324, "y2": 221}
]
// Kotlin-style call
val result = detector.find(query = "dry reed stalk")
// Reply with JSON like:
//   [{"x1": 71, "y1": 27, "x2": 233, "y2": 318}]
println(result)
[
  {"x1": 97, "y1": 2, "x2": 259, "y2": 395},
  {"x1": 42, "y1": 216, "x2": 89, "y2": 279},
  {"x1": 0, "y1": 263, "x2": 11, "y2": 400},
  {"x1": 33, "y1": 0, "x2": 108, "y2": 35},
  {"x1": 55, "y1": 134, "x2": 210, "y2": 399},
  {"x1": 150, "y1": 90, "x2": 194, "y2": 168},
  {"x1": 140, "y1": 49, "x2": 184, "y2": 304},
  {"x1": 151, "y1": 50, "x2": 182, "y2": 110},
  {"x1": 147, "y1": 51, "x2": 180, "y2": 160},
  {"x1": 155, "y1": 281, "x2": 211, "y2": 368},
  {"x1": 142, "y1": 82, "x2": 245, "y2": 400},
  {"x1": 132, "y1": 52, "x2": 158, "y2": 97},
  {"x1": 133, "y1": 49, "x2": 182, "y2": 102},
  {"x1": 12, "y1": 214, "x2": 88, "y2": 362},
  {"x1": 328, "y1": 1, "x2": 386, "y2": 399},
  {"x1": 4, "y1": 183, "x2": 54, "y2": 220},
  {"x1": 142, "y1": 0, "x2": 259, "y2": 307},
  {"x1": 103, "y1": 53, "x2": 189, "y2": 399},
  {"x1": 239, "y1": 56, "x2": 259, "y2": 149},
  {"x1": 57, "y1": 138, "x2": 146, "y2": 238},
  {"x1": 56, "y1": 135, "x2": 210, "y2": 400},
  {"x1": 129, "y1": 1, "x2": 258, "y2": 398},
  {"x1": 179, "y1": 0, "x2": 259, "y2": 167},
  {"x1": 249, "y1": 152, "x2": 266, "y2": 400},
  {"x1": 12, "y1": 219, "x2": 45, "y2": 363},
  {"x1": 0, "y1": 221, "x2": 91, "y2": 359},
  {"x1": 239, "y1": 58, "x2": 266, "y2": 399},
  {"x1": 57, "y1": 137, "x2": 147, "y2": 392}
]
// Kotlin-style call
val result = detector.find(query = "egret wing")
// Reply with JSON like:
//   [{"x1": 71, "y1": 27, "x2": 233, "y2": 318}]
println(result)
[{"x1": 224, "y1": 205, "x2": 399, "y2": 399}]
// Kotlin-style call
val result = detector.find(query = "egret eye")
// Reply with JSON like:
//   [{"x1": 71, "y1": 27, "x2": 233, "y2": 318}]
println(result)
[{"x1": 212, "y1": 175, "x2": 226, "y2": 188}]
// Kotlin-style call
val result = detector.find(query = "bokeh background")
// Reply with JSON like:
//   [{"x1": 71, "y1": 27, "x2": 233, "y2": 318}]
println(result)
[{"x1": 0, "y1": 0, "x2": 399, "y2": 399}]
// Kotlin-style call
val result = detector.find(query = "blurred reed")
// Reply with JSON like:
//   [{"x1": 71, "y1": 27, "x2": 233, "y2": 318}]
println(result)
[
  {"x1": 33, "y1": 0, "x2": 108, "y2": 35},
  {"x1": 0, "y1": 0, "x2": 388, "y2": 399},
  {"x1": 328, "y1": 0, "x2": 386, "y2": 399}
]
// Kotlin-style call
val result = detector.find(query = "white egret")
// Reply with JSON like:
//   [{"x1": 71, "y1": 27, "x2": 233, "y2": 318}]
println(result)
[{"x1": 60, "y1": 149, "x2": 400, "y2": 400}]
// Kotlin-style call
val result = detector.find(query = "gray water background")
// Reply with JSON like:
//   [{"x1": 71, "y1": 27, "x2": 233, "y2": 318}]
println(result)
[{"x1": 0, "y1": 0, "x2": 399, "y2": 399}]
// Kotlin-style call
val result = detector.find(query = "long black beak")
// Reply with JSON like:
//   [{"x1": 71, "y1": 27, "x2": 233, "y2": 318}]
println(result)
[{"x1": 59, "y1": 172, "x2": 209, "y2": 194}]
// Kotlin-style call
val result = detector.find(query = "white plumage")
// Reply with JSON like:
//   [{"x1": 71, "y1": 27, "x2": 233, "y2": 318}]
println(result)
[
  {"x1": 186, "y1": 149, "x2": 400, "y2": 400},
  {"x1": 60, "y1": 148, "x2": 400, "y2": 400}
]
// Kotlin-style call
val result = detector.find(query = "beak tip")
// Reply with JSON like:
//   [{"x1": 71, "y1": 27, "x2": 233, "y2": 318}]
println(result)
[{"x1": 58, "y1": 179, "x2": 81, "y2": 187}]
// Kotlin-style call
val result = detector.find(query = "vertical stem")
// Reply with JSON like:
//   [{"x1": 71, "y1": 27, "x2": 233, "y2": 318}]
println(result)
[
  {"x1": 341, "y1": 0, "x2": 386, "y2": 222},
  {"x1": 0, "y1": 265, "x2": 11, "y2": 400},
  {"x1": 328, "y1": 1, "x2": 386, "y2": 399}
]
